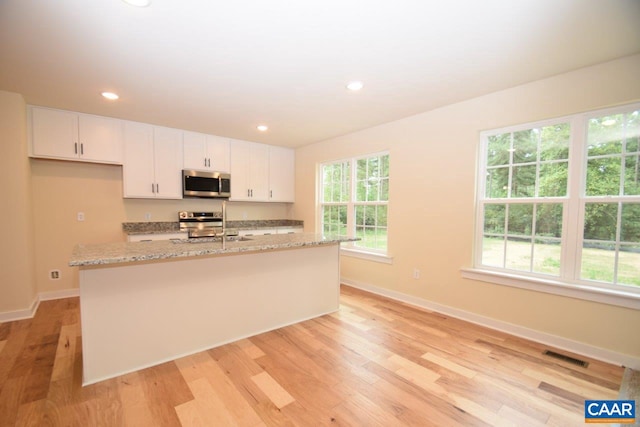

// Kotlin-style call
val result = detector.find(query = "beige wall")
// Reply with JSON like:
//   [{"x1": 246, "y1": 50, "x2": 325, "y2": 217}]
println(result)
[
  {"x1": 293, "y1": 54, "x2": 640, "y2": 358},
  {"x1": 0, "y1": 91, "x2": 37, "y2": 313}
]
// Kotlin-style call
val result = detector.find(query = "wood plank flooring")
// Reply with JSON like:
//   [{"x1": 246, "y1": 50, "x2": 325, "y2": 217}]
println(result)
[{"x1": 0, "y1": 285, "x2": 626, "y2": 426}]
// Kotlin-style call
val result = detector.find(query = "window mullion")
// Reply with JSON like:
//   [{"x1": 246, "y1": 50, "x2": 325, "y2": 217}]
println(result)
[
  {"x1": 508, "y1": 133, "x2": 514, "y2": 198},
  {"x1": 347, "y1": 158, "x2": 356, "y2": 238},
  {"x1": 563, "y1": 115, "x2": 586, "y2": 281},
  {"x1": 614, "y1": 201, "x2": 623, "y2": 284}
]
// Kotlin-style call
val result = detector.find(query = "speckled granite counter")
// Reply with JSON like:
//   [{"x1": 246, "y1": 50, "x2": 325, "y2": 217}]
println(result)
[
  {"x1": 123, "y1": 219, "x2": 303, "y2": 235},
  {"x1": 70, "y1": 233, "x2": 353, "y2": 267}
]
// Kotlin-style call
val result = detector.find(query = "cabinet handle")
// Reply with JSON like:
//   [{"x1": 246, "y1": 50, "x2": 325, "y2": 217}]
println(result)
[
  {"x1": 156, "y1": 183, "x2": 159, "y2": 193},
  {"x1": 204, "y1": 158, "x2": 207, "y2": 167},
  {"x1": 152, "y1": 183, "x2": 155, "y2": 193},
  {"x1": 80, "y1": 143, "x2": 84, "y2": 155},
  {"x1": 270, "y1": 190, "x2": 273, "y2": 198},
  {"x1": 250, "y1": 189, "x2": 253, "y2": 197},
  {"x1": 74, "y1": 142, "x2": 78, "y2": 154},
  {"x1": 207, "y1": 158, "x2": 211, "y2": 167},
  {"x1": 247, "y1": 189, "x2": 250, "y2": 197}
]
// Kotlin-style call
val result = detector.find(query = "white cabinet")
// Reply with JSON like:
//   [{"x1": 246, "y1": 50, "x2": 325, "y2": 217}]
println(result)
[
  {"x1": 183, "y1": 131, "x2": 230, "y2": 172},
  {"x1": 238, "y1": 227, "x2": 302, "y2": 236},
  {"x1": 230, "y1": 140, "x2": 270, "y2": 201},
  {"x1": 29, "y1": 106, "x2": 122, "y2": 164},
  {"x1": 123, "y1": 122, "x2": 183, "y2": 199},
  {"x1": 268, "y1": 146, "x2": 295, "y2": 202},
  {"x1": 276, "y1": 228, "x2": 302, "y2": 234},
  {"x1": 238, "y1": 228, "x2": 277, "y2": 236},
  {"x1": 128, "y1": 232, "x2": 187, "y2": 242}
]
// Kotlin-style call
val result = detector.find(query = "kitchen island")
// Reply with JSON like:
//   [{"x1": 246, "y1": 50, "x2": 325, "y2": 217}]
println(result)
[{"x1": 70, "y1": 233, "x2": 355, "y2": 385}]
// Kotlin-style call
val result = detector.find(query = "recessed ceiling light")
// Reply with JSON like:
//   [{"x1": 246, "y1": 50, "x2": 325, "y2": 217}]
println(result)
[
  {"x1": 257, "y1": 125, "x2": 269, "y2": 132},
  {"x1": 101, "y1": 92, "x2": 119, "y2": 100},
  {"x1": 122, "y1": 0, "x2": 151, "y2": 7},
  {"x1": 346, "y1": 81, "x2": 364, "y2": 91}
]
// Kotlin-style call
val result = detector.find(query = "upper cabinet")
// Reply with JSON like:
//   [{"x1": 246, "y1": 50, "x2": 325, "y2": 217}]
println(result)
[
  {"x1": 123, "y1": 122, "x2": 183, "y2": 199},
  {"x1": 29, "y1": 106, "x2": 123, "y2": 164},
  {"x1": 183, "y1": 131, "x2": 230, "y2": 172},
  {"x1": 28, "y1": 106, "x2": 293, "y2": 203},
  {"x1": 268, "y1": 146, "x2": 295, "y2": 202},
  {"x1": 230, "y1": 140, "x2": 270, "y2": 201},
  {"x1": 230, "y1": 140, "x2": 295, "y2": 202}
]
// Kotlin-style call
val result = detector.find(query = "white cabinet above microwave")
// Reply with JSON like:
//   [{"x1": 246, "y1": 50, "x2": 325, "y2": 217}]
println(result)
[
  {"x1": 28, "y1": 106, "x2": 123, "y2": 164},
  {"x1": 229, "y1": 140, "x2": 270, "y2": 201},
  {"x1": 183, "y1": 131, "x2": 230, "y2": 172}
]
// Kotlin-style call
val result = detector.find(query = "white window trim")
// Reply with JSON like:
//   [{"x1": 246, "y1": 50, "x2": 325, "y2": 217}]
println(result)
[
  {"x1": 461, "y1": 267, "x2": 640, "y2": 310},
  {"x1": 472, "y1": 102, "x2": 640, "y2": 309},
  {"x1": 341, "y1": 247, "x2": 394, "y2": 264},
  {"x1": 318, "y1": 151, "x2": 390, "y2": 258}
]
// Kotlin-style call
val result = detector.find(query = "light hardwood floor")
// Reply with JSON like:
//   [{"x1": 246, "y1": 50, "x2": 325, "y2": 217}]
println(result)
[{"x1": 0, "y1": 285, "x2": 625, "y2": 426}]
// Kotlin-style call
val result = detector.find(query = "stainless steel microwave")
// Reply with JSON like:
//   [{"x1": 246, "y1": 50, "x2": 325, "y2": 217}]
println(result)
[{"x1": 182, "y1": 170, "x2": 231, "y2": 198}]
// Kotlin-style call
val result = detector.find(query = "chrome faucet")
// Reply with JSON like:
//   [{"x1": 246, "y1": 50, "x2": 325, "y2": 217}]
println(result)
[{"x1": 221, "y1": 200, "x2": 227, "y2": 237}]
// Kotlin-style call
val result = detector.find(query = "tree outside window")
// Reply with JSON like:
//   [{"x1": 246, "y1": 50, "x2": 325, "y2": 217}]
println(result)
[
  {"x1": 320, "y1": 153, "x2": 389, "y2": 253},
  {"x1": 477, "y1": 105, "x2": 640, "y2": 290}
]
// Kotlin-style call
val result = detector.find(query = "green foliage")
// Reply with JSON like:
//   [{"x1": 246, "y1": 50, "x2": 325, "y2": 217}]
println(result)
[
  {"x1": 485, "y1": 111, "x2": 639, "y2": 245},
  {"x1": 322, "y1": 161, "x2": 350, "y2": 203},
  {"x1": 485, "y1": 123, "x2": 570, "y2": 199},
  {"x1": 356, "y1": 155, "x2": 389, "y2": 202},
  {"x1": 321, "y1": 154, "x2": 389, "y2": 251}
]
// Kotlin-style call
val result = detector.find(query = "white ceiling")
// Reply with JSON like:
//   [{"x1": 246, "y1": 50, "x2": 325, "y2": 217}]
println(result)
[{"x1": 1, "y1": 0, "x2": 639, "y2": 147}]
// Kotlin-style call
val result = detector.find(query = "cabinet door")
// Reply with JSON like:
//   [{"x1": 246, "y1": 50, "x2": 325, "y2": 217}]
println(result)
[
  {"x1": 78, "y1": 114, "x2": 122, "y2": 164},
  {"x1": 183, "y1": 131, "x2": 207, "y2": 170},
  {"x1": 276, "y1": 228, "x2": 302, "y2": 234},
  {"x1": 206, "y1": 135, "x2": 230, "y2": 172},
  {"x1": 31, "y1": 107, "x2": 78, "y2": 159},
  {"x1": 230, "y1": 140, "x2": 252, "y2": 201},
  {"x1": 249, "y1": 142, "x2": 270, "y2": 201},
  {"x1": 123, "y1": 121, "x2": 155, "y2": 198},
  {"x1": 269, "y1": 146, "x2": 295, "y2": 202},
  {"x1": 184, "y1": 132, "x2": 230, "y2": 172},
  {"x1": 153, "y1": 127, "x2": 183, "y2": 199},
  {"x1": 238, "y1": 228, "x2": 277, "y2": 236},
  {"x1": 128, "y1": 232, "x2": 188, "y2": 242}
]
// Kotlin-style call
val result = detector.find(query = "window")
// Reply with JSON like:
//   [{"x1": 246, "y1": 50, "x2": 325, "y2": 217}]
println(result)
[
  {"x1": 320, "y1": 152, "x2": 389, "y2": 255},
  {"x1": 475, "y1": 103, "x2": 640, "y2": 299}
]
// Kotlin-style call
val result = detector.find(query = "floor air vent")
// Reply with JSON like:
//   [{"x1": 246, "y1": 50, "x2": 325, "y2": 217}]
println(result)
[{"x1": 543, "y1": 350, "x2": 589, "y2": 368}]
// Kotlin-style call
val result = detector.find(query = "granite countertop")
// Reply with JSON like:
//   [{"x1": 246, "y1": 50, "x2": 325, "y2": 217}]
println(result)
[
  {"x1": 123, "y1": 219, "x2": 303, "y2": 235},
  {"x1": 70, "y1": 233, "x2": 355, "y2": 267}
]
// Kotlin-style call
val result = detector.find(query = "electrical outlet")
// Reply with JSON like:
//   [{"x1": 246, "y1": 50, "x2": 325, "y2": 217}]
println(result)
[
  {"x1": 413, "y1": 268, "x2": 420, "y2": 279},
  {"x1": 77, "y1": 212, "x2": 85, "y2": 222},
  {"x1": 145, "y1": 212, "x2": 152, "y2": 221},
  {"x1": 50, "y1": 270, "x2": 61, "y2": 280}
]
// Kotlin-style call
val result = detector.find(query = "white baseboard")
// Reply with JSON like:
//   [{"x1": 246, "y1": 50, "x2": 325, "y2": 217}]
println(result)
[
  {"x1": 38, "y1": 288, "x2": 80, "y2": 301},
  {"x1": 0, "y1": 288, "x2": 79, "y2": 323},
  {"x1": 341, "y1": 278, "x2": 640, "y2": 370},
  {"x1": 0, "y1": 297, "x2": 40, "y2": 323}
]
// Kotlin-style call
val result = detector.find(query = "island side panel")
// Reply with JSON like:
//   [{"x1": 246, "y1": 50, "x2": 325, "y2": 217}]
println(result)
[{"x1": 79, "y1": 243, "x2": 340, "y2": 385}]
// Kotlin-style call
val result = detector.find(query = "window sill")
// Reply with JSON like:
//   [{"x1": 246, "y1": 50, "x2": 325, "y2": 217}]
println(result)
[
  {"x1": 460, "y1": 268, "x2": 640, "y2": 310},
  {"x1": 340, "y1": 248, "x2": 393, "y2": 264}
]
